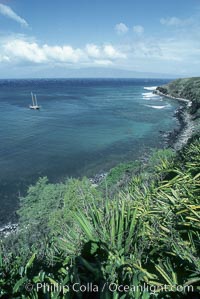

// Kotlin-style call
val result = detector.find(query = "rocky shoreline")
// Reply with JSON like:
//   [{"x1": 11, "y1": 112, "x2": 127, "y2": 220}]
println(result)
[
  {"x1": 172, "y1": 108, "x2": 194, "y2": 150},
  {"x1": 154, "y1": 89, "x2": 191, "y2": 104},
  {"x1": 154, "y1": 89, "x2": 195, "y2": 150}
]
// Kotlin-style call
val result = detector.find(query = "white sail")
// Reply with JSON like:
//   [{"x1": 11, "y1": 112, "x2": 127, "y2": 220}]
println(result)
[
  {"x1": 34, "y1": 95, "x2": 38, "y2": 106},
  {"x1": 30, "y1": 93, "x2": 40, "y2": 109},
  {"x1": 31, "y1": 92, "x2": 35, "y2": 106}
]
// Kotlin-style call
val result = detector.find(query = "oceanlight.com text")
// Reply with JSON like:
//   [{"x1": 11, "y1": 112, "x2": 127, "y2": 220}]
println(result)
[{"x1": 24, "y1": 282, "x2": 194, "y2": 295}]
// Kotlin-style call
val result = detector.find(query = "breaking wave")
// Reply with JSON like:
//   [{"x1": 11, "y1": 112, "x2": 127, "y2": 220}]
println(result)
[
  {"x1": 142, "y1": 92, "x2": 158, "y2": 100},
  {"x1": 144, "y1": 104, "x2": 167, "y2": 109},
  {"x1": 143, "y1": 86, "x2": 157, "y2": 91}
]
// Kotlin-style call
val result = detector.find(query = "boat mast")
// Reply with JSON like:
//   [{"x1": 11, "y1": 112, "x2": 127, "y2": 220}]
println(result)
[
  {"x1": 34, "y1": 94, "x2": 38, "y2": 106},
  {"x1": 31, "y1": 92, "x2": 35, "y2": 106}
]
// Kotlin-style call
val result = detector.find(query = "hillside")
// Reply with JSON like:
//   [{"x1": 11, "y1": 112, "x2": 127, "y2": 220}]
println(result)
[{"x1": 156, "y1": 77, "x2": 200, "y2": 115}]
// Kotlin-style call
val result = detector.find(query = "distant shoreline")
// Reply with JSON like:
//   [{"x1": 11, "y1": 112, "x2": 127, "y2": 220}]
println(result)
[{"x1": 154, "y1": 89, "x2": 191, "y2": 103}]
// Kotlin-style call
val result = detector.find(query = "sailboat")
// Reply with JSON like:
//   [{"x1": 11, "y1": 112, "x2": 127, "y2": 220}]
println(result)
[{"x1": 29, "y1": 92, "x2": 40, "y2": 110}]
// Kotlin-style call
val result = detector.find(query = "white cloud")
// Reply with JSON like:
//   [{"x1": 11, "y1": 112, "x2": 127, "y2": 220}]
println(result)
[
  {"x1": 160, "y1": 17, "x2": 192, "y2": 26},
  {"x1": 0, "y1": 4, "x2": 28, "y2": 27},
  {"x1": 115, "y1": 23, "x2": 129, "y2": 35},
  {"x1": 133, "y1": 25, "x2": 144, "y2": 35},
  {"x1": 85, "y1": 44, "x2": 100, "y2": 58},
  {"x1": 86, "y1": 44, "x2": 126, "y2": 59},
  {"x1": 103, "y1": 44, "x2": 126, "y2": 58},
  {"x1": 4, "y1": 39, "x2": 46, "y2": 63},
  {"x1": 0, "y1": 37, "x2": 126, "y2": 65},
  {"x1": 3, "y1": 39, "x2": 84, "y2": 63},
  {"x1": 43, "y1": 45, "x2": 84, "y2": 63}
]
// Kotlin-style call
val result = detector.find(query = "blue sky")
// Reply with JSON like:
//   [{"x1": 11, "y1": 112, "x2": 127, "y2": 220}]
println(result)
[{"x1": 0, "y1": 0, "x2": 200, "y2": 78}]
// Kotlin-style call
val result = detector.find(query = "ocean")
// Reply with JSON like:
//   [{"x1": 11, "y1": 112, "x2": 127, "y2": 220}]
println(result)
[{"x1": 0, "y1": 78, "x2": 180, "y2": 225}]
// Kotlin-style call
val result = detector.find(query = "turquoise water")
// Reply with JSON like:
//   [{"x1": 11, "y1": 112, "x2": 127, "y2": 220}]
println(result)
[{"x1": 0, "y1": 78, "x2": 179, "y2": 224}]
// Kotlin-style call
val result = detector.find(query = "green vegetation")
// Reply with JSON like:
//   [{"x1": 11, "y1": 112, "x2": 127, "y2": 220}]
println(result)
[
  {"x1": 98, "y1": 149, "x2": 175, "y2": 198},
  {"x1": 157, "y1": 77, "x2": 200, "y2": 116},
  {"x1": 98, "y1": 161, "x2": 141, "y2": 197},
  {"x1": 0, "y1": 78, "x2": 200, "y2": 298},
  {"x1": 0, "y1": 137, "x2": 199, "y2": 298}
]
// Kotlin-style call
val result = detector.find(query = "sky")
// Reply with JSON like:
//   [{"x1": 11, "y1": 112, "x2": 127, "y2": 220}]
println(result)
[{"x1": 0, "y1": 0, "x2": 200, "y2": 78}]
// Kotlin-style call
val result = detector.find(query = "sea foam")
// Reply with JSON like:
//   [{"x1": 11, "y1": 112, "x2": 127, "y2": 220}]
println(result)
[
  {"x1": 143, "y1": 86, "x2": 157, "y2": 91},
  {"x1": 142, "y1": 92, "x2": 158, "y2": 99},
  {"x1": 151, "y1": 105, "x2": 166, "y2": 109},
  {"x1": 144, "y1": 104, "x2": 166, "y2": 109}
]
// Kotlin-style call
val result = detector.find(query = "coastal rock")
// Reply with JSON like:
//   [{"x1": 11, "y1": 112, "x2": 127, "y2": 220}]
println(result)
[
  {"x1": 156, "y1": 78, "x2": 199, "y2": 150},
  {"x1": 89, "y1": 172, "x2": 107, "y2": 185},
  {"x1": 0, "y1": 222, "x2": 18, "y2": 237}
]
